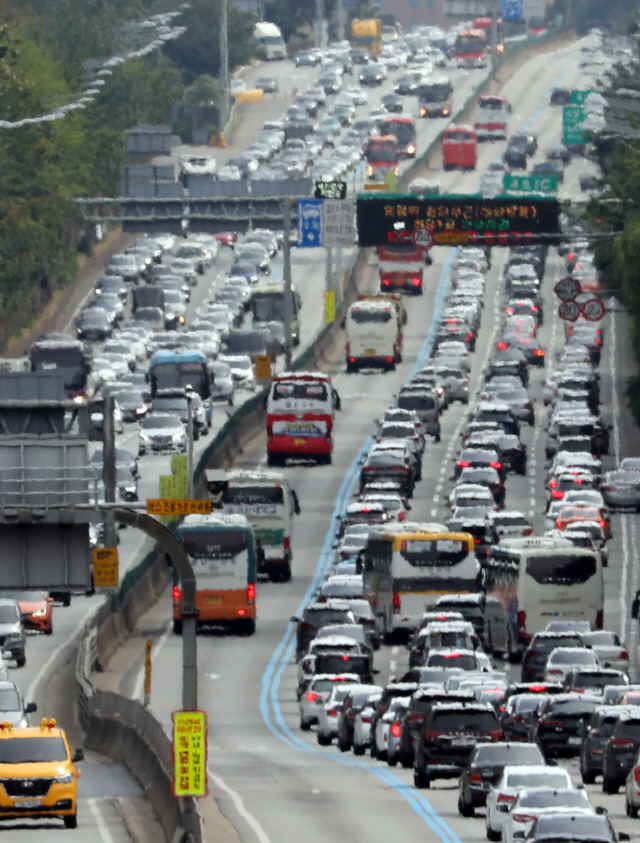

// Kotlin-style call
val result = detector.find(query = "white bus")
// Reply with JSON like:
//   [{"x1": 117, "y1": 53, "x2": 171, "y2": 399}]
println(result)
[
  {"x1": 484, "y1": 537, "x2": 604, "y2": 661},
  {"x1": 362, "y1": 522, "x2": 481, "y2": 639}
]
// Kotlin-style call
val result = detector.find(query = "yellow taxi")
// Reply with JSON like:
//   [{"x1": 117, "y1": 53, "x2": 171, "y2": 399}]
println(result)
[{"x1": 0, "y1": 719, "x2": 82, "y2": 827}]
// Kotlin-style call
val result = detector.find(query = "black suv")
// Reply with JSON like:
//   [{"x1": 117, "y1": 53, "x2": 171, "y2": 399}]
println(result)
[
  {"x1": 458, "y1": 741, "x2": 544, "y2": 816},
  {"x1": 398, "y1": 689, "x2": 474, "y2": 768},
  {"x1": 500, "y1": 693, "x2": 549, "y2": 742},
  {"x1": 293, "y1": 600, "x2": 357, "y2": 660},
  {"x1": 413, "y1": 702, "x2": 502, "y2": 788},
  {"x1": 580, "y1": 707, "x2": 627, "y2": 784},
  {"x1": 602, "y1": 713, "x2": 640, "y2": 793},
  {"x1": 521, "y1": 632, "x2": 583, "y2": 681},
  {"x1": 532, "y1": 694, "x2": 601, "y2": 759}
]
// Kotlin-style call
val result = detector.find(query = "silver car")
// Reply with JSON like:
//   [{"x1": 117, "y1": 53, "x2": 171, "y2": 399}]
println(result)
[
  {"x1": 299, "y1": 673, "x2": 359, "y2": 730},
  {"x1": 138, "y1": 413, "x2": 187, "y2": 456},
  {"x1": 317, "y1": 685, "x2": 354, "y2": 745},
  {"x1": 603, "y1": 470, "x2": 640, "y2": 510}
]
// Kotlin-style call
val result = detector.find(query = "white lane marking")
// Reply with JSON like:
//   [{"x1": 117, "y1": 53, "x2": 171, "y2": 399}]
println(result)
[
  {"x1": 88, "y1": 798, "x2": 116, "y2": 843},
  {"x1": 205, "y1": 673, "x2": 221, "y2": 680},
  {"x1": 133, "y1": 620, "x2": 173, "y2": 701},
  {"x1": 26, "y1": 602, "x2": 99, "y2": 702},
  {"x1": 208, "y1": 769, "x2": 272, "y2": 843}
]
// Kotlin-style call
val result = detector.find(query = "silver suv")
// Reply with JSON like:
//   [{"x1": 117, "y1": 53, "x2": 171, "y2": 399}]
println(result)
[{"x1": 0, "y1": 599, "x2": 26, "y2": 667}]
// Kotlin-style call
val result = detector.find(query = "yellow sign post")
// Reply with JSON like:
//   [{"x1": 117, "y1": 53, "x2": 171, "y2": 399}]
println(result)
[
  {"x1": 172, "y1": 710, "x2": 208, "y2": 797},
  {"x1": 255, "y1": 354, "x2": 273, "y2": 381},
  {"x1": 325, "y1": 291, "x2": 336, "y2": 323},
  {"x1": 147, "y1": 499, "x2": 213, "y2": 517},
  {"x1": 92, "y1": 547, "x2": 119, "y2": 588},
  {"x1": 171, "y1": 455, "x2": 189, "y2": 499}
]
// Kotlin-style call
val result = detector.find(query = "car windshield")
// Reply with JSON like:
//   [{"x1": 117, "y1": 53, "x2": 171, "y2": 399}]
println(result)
[
  {"x1": 427, "y1": 653, "x2": 477, "y2": 670},
  {"x1": 548, "y1": 698, "x2": 599, "y2": 715},
  {"x1": 535, "y1": 816, "x2": 610, "y2": 839},
  {"x1": 153, "y1": 399, "x2": 188, "y2": 412},
  {"x1": 519, "y1": 790, "x2": 590, "y2": 808},
  {"x1": 0, "y1": 736, "x2": 68, "y2": 763},
  {"x1": 549, "y1": 650, "x2": 596, "y2": 665},
  {"x1": 506, "y1": 771, "x2": 568, "y2": 788},
  {"x1": 141, "y1": 416, "x2": 179, "y2": 429}
]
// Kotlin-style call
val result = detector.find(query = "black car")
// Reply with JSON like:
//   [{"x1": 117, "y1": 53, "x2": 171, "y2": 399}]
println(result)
[
  {"x1": 532, "y1": 693, "x2": 601, "y2": 759},
  {"x1": 359, "y1": 65, "x2": 385, "y2": 86},
  {"x1": 531, "y1": 160, "x2": 564, "y2": 182},
  {"x1": 602, "y1": 712, "x2": 640, "y2": 793},
  {"x1": 77, "y1": 308, "x2": 112, "y2": 341},
  {"x1": 399, "y1": 689, "x2": 474, "y2": 768},
  {"x1": 503, "y1": 133, "x2": 538, "y2": 169},
  {"x1": 349, "y1": 48, "x2": 369, "y2": 64},
  {"x1": 256, "y1": 76, "x2": 279, "y2": 93},
  {"x1": 313, "y1": 652, "x2": 374, "y2": 685},
  {"x1": 359, "y1": 449, "x2": 416, "y2": 497},
  {"x1": 395, "y1": 73, "x2": 419, "y2": 95},
  {"x1": 580, "y1": 707, "x2": 626, "y2": 784},
  {"x1": 381, "y1": 93, "x2": 404, "y2": 113},
  {"x1": 498, "y1": 434, "x2": 527, "y2": 476},
  {"x1": 337, "y1": 685, "x2": 381, "y2": 752},
  {"x1": 458, "y1": 741, "x2": 544, "y2": 815},
  {"x1": 521, "y1": 632, "x2": 583, "y2": 682},
  {"x1": 292, "y1": 600, "x2": 358, "y2": 660},
  {"x1": 414, "y1": 702, "x2": 502, "y2": 787},
  {"x1": 500, "y1": 693, "x2": 548, "y2": 742},
  {"x1": 550, "y1": 87, "x2": 571, "y2": 105}
]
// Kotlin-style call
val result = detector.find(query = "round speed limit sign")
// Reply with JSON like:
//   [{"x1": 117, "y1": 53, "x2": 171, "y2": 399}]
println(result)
[
  {"x1": 554, "y1": 276, "x2": 581, "y2": 302},
  {"x1": 413, "y1": 229, "x2": 434, "y2": 249},
  {"x1": 558, "y1": 300, "x2": 581, "y2": 322},
  {"x1": 581, "y1": 298, "x2": 605, "y2": 322}
]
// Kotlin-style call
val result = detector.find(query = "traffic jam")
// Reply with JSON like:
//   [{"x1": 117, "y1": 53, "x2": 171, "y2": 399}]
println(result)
[{"x1": 0, "y1": 12, "x2": 637, "y2": 838}]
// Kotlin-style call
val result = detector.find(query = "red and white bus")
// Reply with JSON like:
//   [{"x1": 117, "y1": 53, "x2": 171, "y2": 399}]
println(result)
[
  {"x1": 378, "y1": 244, "x2": 426, "y2": 295},
  {"x1": 454, "y1": 28, "x2": 488, "y2": 68},
  {"x1": 442, "y1": 125, "x2": 478, "y2": 171},
  {"x1": 380, "y1": 116, "x2": 417, "y2": 158},
  {"x1": 266, "y1": 372, "x2": 339, "y2": 466},
  {"x1": 474, "y1": 94, "x2": 510, "y2": 141}
]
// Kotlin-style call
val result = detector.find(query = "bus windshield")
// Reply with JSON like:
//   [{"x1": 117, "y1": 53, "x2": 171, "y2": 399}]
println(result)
[
  {"x1": 445, "y1": 130, "x2": 474, "y2": 143},
  {"x1": 381, "y1": 121, "x2": 416, "y2": 145},
  {"x1": 253, "y1": 294, "x2": 286, "y2": 322},
  {"x1": 150, "y1": 361, "x2": 209, "y2": 397},
  {"x1": 455, "y1": 32, "x2": 487, "y2": 54},
  {"x1": 419, "y1": 83, "x2": 452, "y2": 103},
  {"x1": 272, "y1": 382, "x2": 328, "y2": 402},
  {"x1": 367, "y1": 140, "x2": 397, "y2": 162}
]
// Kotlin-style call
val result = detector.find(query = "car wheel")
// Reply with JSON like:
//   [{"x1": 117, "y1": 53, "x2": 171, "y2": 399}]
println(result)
[
  {"x1": 353, "y1": 742, "x2": 365, "y2": 756},
  {"x1": 45, "y1": 626, "x2": 53, "y2": 636},
  {"x1": 458, "y1": 794, "x2": 474, "y2": 817},
  {"x1": 300, "y1": 720, "x2": 312, "y2": 732},
  {"x1": 387, "y1": 753, "x2": 398, "y2": 767},
  {"x1": 16, "y1": 655, "x2": 26, "y2": 668},
  {"x1": 63, "y1": 593, "x2": 71, "y2": 607},
  {"x1": 337, "y1": 738, "x2": 350, "y2": 752},
  {"x1": 173, "y1": 619, "x2": 183, "y2": 635},
  {"x1": 627, "y1": 799, "x2": 639, "y2": 818},
  {"x1": 602, "y1": 774, "x2": 619, "y2": 794},
  {"x1": 581, "y1": 765, "x2": 596, "y2": 785},
  {"x1": 64, "y1": 813, "x2": 78, "y2": 829},
  {"x1": 486, "y1": 824, "x2": 501, "y2": 841},
  {"x1": 413, "y1": 769, "x2": 430, "y2": 788},
  {"x1": 317, "y1": 733, "x2": 331, "y2": 746}
]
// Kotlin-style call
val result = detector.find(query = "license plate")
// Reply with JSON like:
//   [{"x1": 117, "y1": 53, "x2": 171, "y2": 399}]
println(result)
[
  {"x1": 450, "y1": 737, "x2": 471, "y2": 746},
  {"x1": 205, "y1": 596, "x2": 222, "y2": 605},
  {"x1": 294, "y1": 438, "x2": 306, "y2": 446},
  {"x1": 365, "y1": 349, "x2": 376, "y2": 356},
  {"x1": 16, "y1": 799, "x2": 41, "y2": 809},
  {"x1": 568, "y1": 737, "x2": 581, "y2": 746}
]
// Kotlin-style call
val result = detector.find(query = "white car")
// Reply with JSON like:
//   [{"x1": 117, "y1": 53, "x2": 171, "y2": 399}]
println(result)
[
  {"x1": 502, "y1": 787, "x2": 595, "y2": 843},
  {"x1": 374, "y1": 695, "x2": 413, "y2": 761},
  {"x1": 386, "y1": 698, "x2": 410, "y2": 766},
  {"x1": 352, "y1": 693, "x2": 381, "y2": 755},
  {"x1": 579, "y1": 630, "x2": 630, "y2": 675},
  {"x1": 299, "y1": 673, "x2": 360, "y2": 730},
  {"x1": 449, "y1": 483, "x2": 496, "y2": 511},
  {"x1": 316, "y1": 684, "x2": 353, "y2": 745},
  {"x1": 543, "y1": 646, "x2": 599, "y2": 683},
  {"x1": 485, "y1": 765, "x2": 574, "y2": 840},
  {"x1": 218, "y1": 354, "x2": 255, "y2": 391}
]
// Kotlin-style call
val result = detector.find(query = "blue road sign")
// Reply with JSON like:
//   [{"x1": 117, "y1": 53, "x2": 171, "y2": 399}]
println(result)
[
  {"x1": 297, "y1": 198, "x2": 324, "y2": 247},
  {"x1": 501, "y1": 0, "x2": 523, "y2": 21}
]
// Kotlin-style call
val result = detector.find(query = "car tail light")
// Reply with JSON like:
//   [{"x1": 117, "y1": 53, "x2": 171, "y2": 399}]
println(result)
[
  {"x1": 518, "y1": 610, "x2": 527, "y2": 637},
  {"x1": 622, "y1": 650, "x2": 629, "y2": 660},
  {"x1": 407, "y1": 713, "x2": 423, "y2": 723},
  {"x1": 385, "y1": 356, "x2": 394, "y2": 363},
  {"x1": 599, "y1": 519, "x2": 607, "y2": 528},
  {"x1": 327, "y1": 709, "x2": 337, "y2": 717},
  {"x1": 306, "y1": 691, "x2": 321, "y2": 702},
  {"x1": 611, "y1": 737, "x2": 635, "y2": 749},
  {"x1": 490, "y1": 462, "x2": 502, "y2": 470},
  {"x1": 247, "y1": 583, "x2": 256, "y2": 605},
  {"x1": 634, "y1": 766, "x2": 640, "y2": 784},
  {"x1": 549, "y1": 478, "x2": 558, "y2": 488},
  {"x1": 458, "y1": 460, "x2": 470, "y2": 468},
  {"x1": 497, "y1": 341, "x2": 508, "y2": 350},
  {"x1": 490, "y1": 730, "x2": 503, "y2": 740},
  {"x1": 542, "y1": 719, "x2": 563, "y2": 725},
  {"x1": 391, "y1": 722, "x2": 402, "y2": 738},
  {"x1": 551, "y1": 490, "x2": 565, "y2": 499},
  {"x1": 534, "y1": 348, "x2": 544, "y2": 356},
  {"x1": 393, "y1": 592, "x2": 401, "y2": 614},
  {"x1": 361, "y1": 715, "x2": 371, "y2": 723},
  {"x1": 469, "y1": 772, "x2": 482, "y2": 784},
  {"x1": 512, "y1": 814, "x2": 536, "y2": 823},
  {"x1": 424, "y1": 731, "x2": 442, "y2": 741},
  {"x1": 547, "y1": 669, "x2": 563, "y2": 676},
  {"x1": 506, "y1": 307, "x2": 514, "y2": 315},
  {"x1": 349, "y1": 357, "x2": 356, "y2": 363},
  {"x1": 382, "y1": 279, "x2": 391, "y2": 286},
  {"x1": 284, "y1": 536, "x2": 291, "y2": 550},
  {"x1": 237, "y1": 608, "x2": 247, "y2": 616},
  {"x1": 172, "y1": 585, "x2": 181, "y2": 603},
  {"x1": 475, "y1": 538, "x2": 482, "y2": 545},
  {"x1": 596, "y1": 610, "x2": 603, "y2": 629},
  {"x1": 412, "y1": 277, "x2": 421, "y2": 286},
  {"x1": 497, "y1": 793, "x2": 516, "y2": 804},
  {"x1": 345, "y1": 342, "x2": 350, "y2": 355}
]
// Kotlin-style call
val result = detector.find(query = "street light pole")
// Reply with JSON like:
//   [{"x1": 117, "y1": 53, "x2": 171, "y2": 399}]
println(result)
[{"x1": 490, "y1": 0, "x2": 498, "y2": 70}]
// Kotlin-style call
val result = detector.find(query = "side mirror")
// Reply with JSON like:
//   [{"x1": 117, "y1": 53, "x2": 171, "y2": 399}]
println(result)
[
  {"x1": 72, "y1": 748, "x2": 84, "y2": 763},
  {"x1": 290, "y1": 616, "x2": 299, "y2": 623},
  {"x1": 25, "y1": 702, "x2": 37, "y2": 714},
  {"x1": 595, "y1": 806, "x2": 607, "y2": 815}
]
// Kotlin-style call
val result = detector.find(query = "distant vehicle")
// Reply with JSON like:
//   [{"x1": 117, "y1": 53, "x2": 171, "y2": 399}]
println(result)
[
  {"x1": 250, "y1": 281, "x2": 302, "y2": 346},
  {"x1": 418, "y1": 76, "x2": 454, "y2": 118},
  {"x1": 454, "y1": 28, "x2": 488, "y2": 68},
  {"x1": 442, "y1": 125, "x2": 477, "y2": 171},
  {"x1": 345, "y1": 299, "x2": 400, "y2": 372},
  {"x1": 378, "y1": 244, "x2": 426, "y2": 294},
  {"x1": 148, "y1": 349, "x2": 210, "y2": 399},
  {"x1": 254, "y1": 21, "x2": 286, "y2": 60},
  {"x1": 380, "y1": 115, "x2": 416, "y2": 158},
  {"x1": 351, "y1": 18, "x2": 382, "y2": 58},
  {"x1": 474, "y1": 94, "x2": 510, "y2": 141},
  {"x1": 29, "y1": 337, "x2": 92, "y2": 400},
  {"x1": 365, "y1": 135, "x2": 399, "y2": 184},
  {"x1": 178, "y1": 155, "x2": 217, "y2": 177}
]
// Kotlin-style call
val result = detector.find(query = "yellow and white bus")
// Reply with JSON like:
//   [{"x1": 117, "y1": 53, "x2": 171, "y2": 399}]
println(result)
[{"x1": 362, "y1": 523, "x2": 480, "y2": 639}]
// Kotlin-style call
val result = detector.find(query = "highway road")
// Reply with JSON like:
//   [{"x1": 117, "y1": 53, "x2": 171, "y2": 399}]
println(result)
[{"x1": 83, "y1": 30, "x2": 640, "y2": 843}]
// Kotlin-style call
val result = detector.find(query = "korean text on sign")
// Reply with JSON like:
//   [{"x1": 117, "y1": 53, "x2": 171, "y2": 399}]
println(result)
[
  {"x1": 172, "y1": 710, "x2": 208, "y2": 797},
  {"x1": 147, "y1": 499, "x2": 213, "y2": 516}
]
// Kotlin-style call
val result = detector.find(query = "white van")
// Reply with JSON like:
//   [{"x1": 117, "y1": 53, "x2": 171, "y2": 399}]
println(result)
[
  {"x1": 254, "y1": 22, "x2": 287, "y2": 60},
  {"x1": 345, "y1": 300, "x2": 401, "y2": 372},
  {"x1": 207, "y1": 469, "x2": 300, "y2": 582}
]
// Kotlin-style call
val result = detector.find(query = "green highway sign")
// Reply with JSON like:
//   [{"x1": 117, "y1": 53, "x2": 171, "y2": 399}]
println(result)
[
  {"x1": 563, "y1": 126, "x2": 587, "y2": 145},
  {"x1": 570, "y1": 89, "x2": 597, "y2": 105},
  {"x1": 503, "y1": 174, "x2": 558, "y2": 194},
  {"x1": 563, "y1": 105, "x2": 587, "y2": 145}
]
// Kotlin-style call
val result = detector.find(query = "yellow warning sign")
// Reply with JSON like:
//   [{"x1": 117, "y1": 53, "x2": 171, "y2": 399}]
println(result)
[
  {"x1": 325, "y1": 291, "x2": 336, "y2": 323},
  {"x1": 172, "y1": 710, "x2": 208, "y2": 797},
  {"x1": 92, "y1": 547, "x2": 119, "y2": 587},
  {"x1": 255, "y1": 354, "x2": 273, "y2": 380},
  {"x1": 147, "y1": 499, "x2": 212, "y2": 516}
]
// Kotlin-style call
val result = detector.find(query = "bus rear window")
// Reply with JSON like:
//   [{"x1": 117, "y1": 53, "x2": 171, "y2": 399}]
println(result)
[
  {"x1": 223, "y1": 486, "x2": 284, "y2": 505},
  {"x1": 400, "y1": 539, "x2": 469, "y2": 567},
  {"x1": 525, "y1": 554, "x2": 597, "y2": 585},
  {"x1": 350, "y1": 308, "x2": 392, "y2": 324},
  {"x1": 445, "y1": 131, "x2": 473, "y2": 142},
  {"x1": 273, "y1": 383, "x2": 328, "y2": 401},
  {"x1": 182, "y1": 531, "x2": 248, "y2": 560}
]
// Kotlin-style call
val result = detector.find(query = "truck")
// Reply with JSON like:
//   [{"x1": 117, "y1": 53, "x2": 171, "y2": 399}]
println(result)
[
  {"x1": 132, "y1": 285, "x2": 164, "y2": 313},
  {"x1": 474, "y1": 94, "x2": 510, "y2": 141},
  {"x1": 351, "y1": 19, "x2": 382, "y2": 59},
  {"x1": 254, "y1": 22, "x2": 287, "y2": 60},
  {"x1": 380, "y1": 115, "x2": 417, "y2": 158},
  {"x1": 442, "y1": 124, "x2": 478, "y2": 171},
  {"x1": 378, "y1": 244, "x2": 426, "y2": 295}
]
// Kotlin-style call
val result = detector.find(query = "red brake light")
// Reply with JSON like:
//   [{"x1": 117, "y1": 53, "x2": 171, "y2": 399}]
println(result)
[
  {"x1": 506, "y1": 307, "x2": 514, "y2": 315},
  {"x1": 549, "y1": 478, "x2": 558, "y2": 488},
  {"x1": 622, "y1": 650, "x2": 629, "y2": 660},
  {"x1": 247, "y1": 582, "x2": 256, "y2": 605},
  {"x1": 469, "y1": 772, "x2": 482, "y2": 783},
  {"x1": 306, "y1": 691, "x2": 321, "y2": 702},
  {"x1": 489, "y1": 462, "x2": 502, "y2": 470},
  {"x1": 173, "y1": 585, "x2": 181, "y2": 603},
  {"x1": 497, "y1": 342, "x2": 508, "y2": 350},
  {"x1": 596, "y1": 610, "x2": 603, "y2": 629},
  {"x1": 534, "y1": 348, "x2": 545, "y2": 356},
  {"x1": 634, "y1": 767, "x2": 640, "y2": 784},
  {"x1": 513, "y1": 814, "x2": 537, "y2": 823},
  {"x1": 458, "y1": 460, "x2": 470, "y2": 468},
  {"x1": 341, "y1": 654, "x2": 349, "y2": 661},
  {"x1": 391, "y1": 722, "x2": 402, "y2": 738},
  {"x1": 284, "y1": 536, "x2": 290, "y2": 549},
  {"x1": 489, "y1": 730, "x2": 503, "y2": 740},
  {"x1": 498, "y1": 793, "x2": 516, "y2": 804},
  {"x1": 327, "y1": 709, "x2": 337, "y2": 716},
  {"x1": 412, "y1": 277, "x2": 421, "y2": 285},
  {"x1": 551, "y1": 490, "x2": 565, "y2": 499},
  {"x1": 611, "y1": 737, "x2": 635, "y2": 748},
  {"x1": 393, "y1": 592, "x2": 401, "y2": 613}
]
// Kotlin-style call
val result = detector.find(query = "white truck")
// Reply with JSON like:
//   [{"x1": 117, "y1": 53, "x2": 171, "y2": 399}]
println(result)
[{"x1": 254, "y1": 22, "x2": 287, "y2": 60}]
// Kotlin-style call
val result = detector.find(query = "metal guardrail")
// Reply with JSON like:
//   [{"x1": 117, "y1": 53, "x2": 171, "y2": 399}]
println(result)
[{"x1": 0, "y1": 466, "x2": 95, "y2": 508}]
